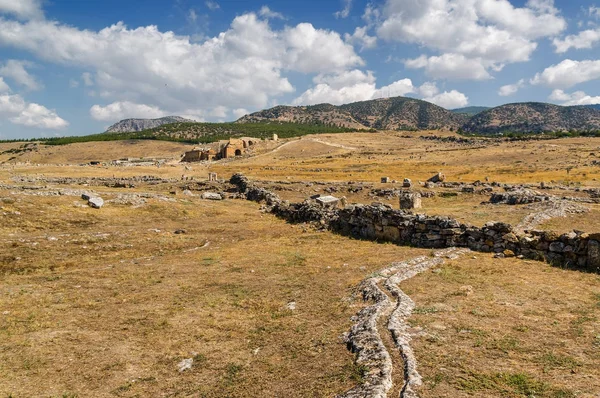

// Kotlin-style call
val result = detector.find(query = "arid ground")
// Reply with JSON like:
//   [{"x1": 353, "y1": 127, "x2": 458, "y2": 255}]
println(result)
[{"x1": 1, "y1": 131, "x2": 599, "y2": 397}]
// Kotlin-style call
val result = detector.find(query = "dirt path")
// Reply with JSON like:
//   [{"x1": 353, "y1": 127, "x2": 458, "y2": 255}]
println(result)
[
  {"x1": 516, "y1": 201, "x2": 588, "y2": 232},
  {"x1": 340, "y1": 248, "x2": 470, "y2": 398}
]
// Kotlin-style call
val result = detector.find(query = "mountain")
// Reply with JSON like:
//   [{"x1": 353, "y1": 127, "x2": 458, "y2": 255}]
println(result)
[
  {"x1": 584, "y1": 104, "x2": 600, "y2": 110},
  {"x1": 461, "y1": 102, "x2": 600, "y2": 134},
  {"x1": 105, "y1": 116, "x2": 196, "y2": 133},
  {"x1": 451, "y1": 106, "x2": 490, "y2": 116},
  {"x1": 237, "y1": 97, "x2": 468, "y2": 131}
]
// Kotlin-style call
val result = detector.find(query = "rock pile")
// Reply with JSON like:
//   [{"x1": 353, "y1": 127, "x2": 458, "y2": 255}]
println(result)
[{"x1": 489, "y1": 189, "x2": 550, "y2": 205}]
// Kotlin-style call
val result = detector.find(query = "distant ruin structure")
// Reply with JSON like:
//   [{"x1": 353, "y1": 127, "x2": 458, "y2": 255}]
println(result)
[{"x1": 181, "y1": 138, "x2": 257, "y2": 162}]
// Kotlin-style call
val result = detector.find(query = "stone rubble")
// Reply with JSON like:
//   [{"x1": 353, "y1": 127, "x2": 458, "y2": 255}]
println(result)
[{"x1": 230, "y1": 173, "x2": 600, "y2": 273}]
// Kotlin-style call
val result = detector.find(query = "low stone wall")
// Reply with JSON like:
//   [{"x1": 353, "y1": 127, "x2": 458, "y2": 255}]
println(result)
[{"x1": 230, "y1": 174, "x2": 600, "y2": 273}]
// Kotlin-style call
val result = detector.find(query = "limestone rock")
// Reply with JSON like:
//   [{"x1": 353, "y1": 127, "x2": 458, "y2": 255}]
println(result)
[
  {"x1": 201, "y1": 192, "x2": 223, "y2": 200},
  {"x1": 428, "y1": 172, "x2": 445, "y2": 183},
  {"x1": 400, "y1": 192, "x2": 422, "y2": 209},
  {"x1": 88, "y1": 196, "x2": 104, "y2": 209}
]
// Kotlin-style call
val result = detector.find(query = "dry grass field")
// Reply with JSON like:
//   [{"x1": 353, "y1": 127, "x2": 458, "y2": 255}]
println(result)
[{"x1": 1, "y1": 130, "x2": 600, "y2": 397}]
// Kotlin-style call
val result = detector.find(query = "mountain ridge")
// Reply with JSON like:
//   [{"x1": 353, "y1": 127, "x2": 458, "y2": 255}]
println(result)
[
  {"x1": 237, "y1": 97, "x2": 467, "y2": 131},
  {"x1": 105, "y1": 116, "x2": 196, "y2": 133},
  {"x1": 461, "y1": 102, "x2": 600, "y2": 134}
]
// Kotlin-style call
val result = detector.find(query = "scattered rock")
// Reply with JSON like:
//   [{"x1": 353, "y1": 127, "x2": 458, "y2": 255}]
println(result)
[
  {"x1": 201, "y1": 192, "x2": 223, "y2": 200},
  {"x1": 178, "y1": 358, "x2": 193, "y2": 372},
  {"x1": 88, "y1": 196, "x2": 104, "y2": 209},
  {"x1": 174, "y1": 229, "x2": 186, "y2": 234},
  {"x1": 400, "y1": 192, "x2": 422, "y2": 209},
  {"x1": 459, "y1": 285, "x2": 474, "y2": 296},
  {"x1": 286, "y1": 301, "x2": 296, "y2": 310},
  {"x1": 428, "y1": 172, "x2": 445, "y2": 183}
]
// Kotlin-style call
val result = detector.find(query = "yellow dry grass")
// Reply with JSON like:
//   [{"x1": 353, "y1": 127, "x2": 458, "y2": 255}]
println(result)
[
  {"x1": 0, "y1": 192, "x2": 428, "y2": 397},
  {"x1": 2, "y1": 130, "x2": 600, "y2": 397},
  {"x1": 402, "y1": 256, "x2": 600, "y2": 398}
]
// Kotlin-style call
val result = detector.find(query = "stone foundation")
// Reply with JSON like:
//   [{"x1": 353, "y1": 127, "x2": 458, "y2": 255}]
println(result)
[{"x1": 230, "y1": 174, "x2": 600, "y2": 274}]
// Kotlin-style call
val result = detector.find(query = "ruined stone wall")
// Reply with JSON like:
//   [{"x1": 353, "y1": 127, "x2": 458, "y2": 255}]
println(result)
[{"x1": 230, "y1": 174, "x2": 600, "y2": 274}]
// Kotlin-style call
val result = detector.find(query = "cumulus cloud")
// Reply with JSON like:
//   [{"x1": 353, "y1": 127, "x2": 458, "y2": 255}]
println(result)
[
  {"x1": 233, "y1": 108, "x2": 249, "y2": 118},
  {"x1": 89, "y1": 101, "x2": 167, "y2": 122},
  {"x1": 344, "y1": 26, "x2": 377, "y2": 51},
  {"x1": 259, "y1": 6, "x2": 285, "y2": 20},
  {"x1": 423, "y1": 89, "x2": 469, "y2": 109},
  {"x1": 549, "y1": 89, "x2": 600, "y2": 106},
  {"x1": 0, "y1": 77, "x2": 10, "y2": 92},
  {"x1": 553, "y1": 28, "x2": 600, "y2": 53},
  {"x1": 334, "y1": 0, "x2": 352, "y2": 19},
  {"x1": 405, "y1": 54, "x2": 492, "y2": 80},
  {"x1": 293, "y1": 72, "x2": 467, "y2": 109},
  {"x1": 0, "y1": 60, "x2": 43, "y2": 91},
  {"x1": 0, "y1": 13, "x2": 366, "y2": 120},
  {"x1": 375, "y1": 0, "x2": 566, "y2": 80},
  {"x1": 0, "y1": 93, "x2": 68, "y2": 129},
  {"x1": 498, "y1": 79, "x2": 526, "y2": 96},
  {"x1": 531, "y1": 59, "x2": 600, "y2": 89},
  {"x1": 0, "y1": 0, "x2": 43, "y2": 20}
]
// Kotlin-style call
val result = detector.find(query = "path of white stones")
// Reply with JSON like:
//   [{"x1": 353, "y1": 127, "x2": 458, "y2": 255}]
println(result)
[{"x1": 339, "y1": 247, "x2": 470, "y2": 398}]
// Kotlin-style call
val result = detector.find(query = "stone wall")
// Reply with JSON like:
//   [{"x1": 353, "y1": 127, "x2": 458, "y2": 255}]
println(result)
[{"x1": 230, "y1": 174, "x2": 600, "y2": 274}]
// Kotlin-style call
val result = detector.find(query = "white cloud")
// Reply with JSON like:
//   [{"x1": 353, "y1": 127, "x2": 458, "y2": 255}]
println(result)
[
  {"x1": 344, "y1": 26, "x2": 377, "y2": 51},
  {"x1": 259, "y1": 6, "x2": 284, "y2": 20},
  {"x1": 0, "y1": 60, "x2": 43, "y2": 91},
  {"x1": 373, "y1": 79, "x2": 416, "y2": 98},
  {"x1": 0, "y1": 0, "x2": 43, "y2": 20},
  {"x1": 293, "y1": 71, "x2": 377, "y2": 105},
  {"x1": 375, "y1": 0, "x2": 566, "y2": 79},
  {"x1": 334, "y1": 0, "x2": 352, "y2": 19},
  {"x1": 82, "y1": 72, "x2": 94, "y2": 87},
  {"x1": 233, "y1": 108, "x2": 249, "y2": 118},
  {"x1": 405, "y1": 54, "x2": 492, "y2": 80},
  {"x1": 590, "y1": 6, "x2": 600, "y2": 19},
  {"x1": 293, "y1": 72, "x2": 468, "y2": 109},
  {"x1": 0, "y1": 77, "x2": 10, "y2": 92},
  {"x1": 553, "y1": 28, "x2": 600, "y2": 53},
  {"x1": 205, "y1": 1, "x2": 220, "y2": 11},
  {"x1": 282, "y1": 23, "x2": 364, "y2": 73},
  {"x1": 0, "y1": 13, "x2": 366, "y2": 119},
  {"x1": 69, "y1": 78, "x2": 79, "y2": 88},
  {"x1": 422, "y1": 90, "x2": 469, "y2": 109},
  {"x1": 11, "y1": 103, "x2": 69, "y2": 129},
  {"x1": 498, "y1": 79, "x2": 526, "y2": 96},
  {"x1": 417, "y1": 82, "x2": 439, "y2": 98},
  {"x1": 187, "y1": 9, "x2": 198, "y2": 24},
  {"x1": 531, "y1": 59, "x2": 600, "y2": 89},
  {"x1": 0, "y1": 93, "x2": 68, "y2": 129},
  {"x1": 90, "y1": 101, "x2": 167, "y2": 122},
  {"x1": 549, "y1": 89, "x2": 600, "y2": 106}
]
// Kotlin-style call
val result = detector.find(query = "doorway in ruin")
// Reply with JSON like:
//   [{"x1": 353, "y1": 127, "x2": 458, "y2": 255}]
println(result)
[{"x1": 235, "y1": 149, "x2": 242, "y2": 156}]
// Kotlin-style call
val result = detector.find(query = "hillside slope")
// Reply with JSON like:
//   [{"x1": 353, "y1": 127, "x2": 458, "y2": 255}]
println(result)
[
  {"x1": 106, "y1": 116, "x2": 196, "y2": 133},
  {"x1": 451, "y1": 106, "x2": 490, "y2": 116},
  {"x1": 238, "y1": 97, "x2": 467, "y2": 130},
  {"x1": 461, "y1": 103, "x2": 600, "y2": 134}
]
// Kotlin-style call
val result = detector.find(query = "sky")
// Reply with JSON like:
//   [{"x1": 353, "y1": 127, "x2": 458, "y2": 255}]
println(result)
[{"x1": 0, "y1": 0, "x2": 600, "y2": 139}]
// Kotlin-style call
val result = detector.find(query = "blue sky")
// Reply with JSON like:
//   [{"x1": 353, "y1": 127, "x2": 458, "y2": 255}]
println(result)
[{"x1": 0, "y1": 0, "x2": 599, "y2": 139}]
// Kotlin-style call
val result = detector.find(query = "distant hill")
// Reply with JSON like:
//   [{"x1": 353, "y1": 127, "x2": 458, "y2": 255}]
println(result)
[
  {"x1": 451, "y1": 106, "x2": 490, "y2": 116},
  {"x1": 461, "y1": 102, "x2": 600, "y2": 134},
  {"x1": 106, "y1": 116, "x2": 196, "y2": 133},
  {"x1": 238, "y1": 96, "x2": 468, "y2": 131},
  {"x1": 584, "y1": 104, "x2": 600, "y2": 110}
]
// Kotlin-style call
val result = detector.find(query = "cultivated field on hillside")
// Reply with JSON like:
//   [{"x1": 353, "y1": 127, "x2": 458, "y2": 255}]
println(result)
[{"x1": 1, "y1": 130, "x2": 599, "y2": 397}]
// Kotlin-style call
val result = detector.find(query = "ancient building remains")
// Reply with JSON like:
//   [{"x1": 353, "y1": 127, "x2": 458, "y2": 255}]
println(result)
[{"x1": 400, "y1": 192, "x2": 422, "y2": 209}]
